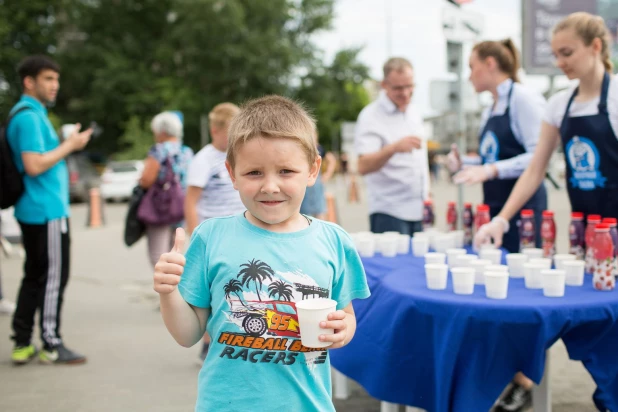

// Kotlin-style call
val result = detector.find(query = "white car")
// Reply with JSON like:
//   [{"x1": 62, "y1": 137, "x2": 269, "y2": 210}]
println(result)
[{"x1": 100, "y1": 160, "x2": 144, "y2": 202}]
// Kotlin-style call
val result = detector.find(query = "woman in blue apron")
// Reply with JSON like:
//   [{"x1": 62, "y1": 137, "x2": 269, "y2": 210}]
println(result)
[
  {"x1": 475, "y1": 13, "x2": 618, "y2": 412},
  {"x1": 448, "y1": 39, "x2": 547, "y2": 253}
]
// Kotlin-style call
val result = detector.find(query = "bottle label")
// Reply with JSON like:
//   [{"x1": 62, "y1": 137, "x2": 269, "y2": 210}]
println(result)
[{"x1": 593, "y1": 257, "x2": 616, "y2": 291}]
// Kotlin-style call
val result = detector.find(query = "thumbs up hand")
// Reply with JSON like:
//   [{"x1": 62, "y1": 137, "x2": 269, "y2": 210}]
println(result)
[{"x1": 154, "y1": 228, "x2": 187, "y2": 294}]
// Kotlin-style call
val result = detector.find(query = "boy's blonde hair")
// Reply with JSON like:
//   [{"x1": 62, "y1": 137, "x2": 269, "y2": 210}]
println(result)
[
  {"x1": 227, "y1": 95, "x2": 318, "y2": 168},
  {"x1": 553, "y1": 12, "x2": 613, "y2": 73},
  {"x1": 208, "y1": 102, "x2": 240, "y2": 130}
]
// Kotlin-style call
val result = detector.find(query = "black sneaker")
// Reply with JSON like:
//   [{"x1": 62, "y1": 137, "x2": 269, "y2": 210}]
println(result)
[
  {"x1": 39, "y1": 344, "x2": 87, "y2": 365},
  {"x1": 494, "y1": 382, "x2": 532, "y2": 412}
]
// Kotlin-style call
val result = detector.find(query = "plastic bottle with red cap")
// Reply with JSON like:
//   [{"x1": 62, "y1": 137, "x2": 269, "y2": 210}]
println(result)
[
  {"x1": 446, "y1": 201, "x2": 458, "y2": 231},
  {"x1": 569, "y1": 212, "x2": 585, "y2": 260},
  {"x1": 422, "y1": 200, "x2": 435, "y2": 231},
  {"x1": 541, "y1": 210, "x2": 556, "y2": 258},
  {"x1": 602, "y1": 217, "x2": 618, "y2": 279},
  {"x1": 592, "y1": 223, "x2": 615, "y2": 291},
  {"x1": 462, "y1": 203, "x2": 474, "y2": 246},
  {"x1": 519, "y1": 209, "x2": 536, "y2": 251},
  {"x1": 585, "y1": 214, "x2": 602, "y2": 274},
  {"x1": 474, "y1": 204, "x2": 490, "y2": 232}
]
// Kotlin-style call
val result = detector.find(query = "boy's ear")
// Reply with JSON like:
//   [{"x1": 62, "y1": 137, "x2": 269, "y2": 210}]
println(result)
[
  {"x1": 225, "y1": 161, "x2": 238, "y2": 189},
  {"x1": 307, "y1": 155, "x2": 322, "y2": 187}
]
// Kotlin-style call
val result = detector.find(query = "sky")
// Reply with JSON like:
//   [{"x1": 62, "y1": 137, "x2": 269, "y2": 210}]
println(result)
[{"x1": 312, "y1": 0, "x2": 574, "y2": 116}]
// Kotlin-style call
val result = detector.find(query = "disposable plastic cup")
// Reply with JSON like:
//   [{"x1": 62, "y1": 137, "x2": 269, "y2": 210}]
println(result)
[
  {"x1": 425, "y1": 263, "x2": 449, "y2": 290},
  {"x1": 453, "y1": 254, "x2": 478, "y2": 268},
  {"x1": 485, "y1": 264, "x2": 509, "y2": 274},
  {"x1": 542, "y1": 269, "x2": 566, "y2": 297},
  {"x1": 379, "y1": 235, "x2": 399, "y2": 257},
  {"x1": 446, "y1": 248, "x2": 467, "y2": 267},
  {"x1": 484, "y1": 271, "x2": 509, "y2": 299},
  {"x1": 480, "y1": 248, "x2": 502, "y2": 265},
  {"x1": 397, "y1": 234, "x2": 411, "y2": 254},
  {"x1": 469, "y1": 259, "x2": 491, "y2": 285},
  {"x1": 451, "y1": 267, "x2": 475, "y2": 295},
  {"x1": 295, "y1": 298, "x2": 338, "y2": 348},
  {"x1": 413, "y1": 231, "x2": 429, "y2": 238},
  {"x1": 412, "y1": 237, "x2": 430, "y2": 257},
  {"x1": 506, "y1": 253, "x2": 528, "y2": 278},
  {"x1": 554, "y1": 254, "x2": 576, "y2": 271},
  {"x1": 357, "y1": 236, "x2": 376, "y2": 258},
  {"x1": 524, "y1": 262, "x2": 545, "y2": 289},
  {"x1": 425, "y1": 229, "x2": 441, "y2": 250},
  {"x1": 435, "y1": 233, "x2": 455, "y2": 253},
  {"x1": 452, "y1": 230, "x2": 465, "y2": 248},
  {"x1": 425, "y1": 252, "x2": 446, "y2": 265},
  {"x1": 563, "y1": 260, "x2": 585, "y2": 286},
  {"x1": 529, "y1": 258, "x2": 552, "y2": 270},
  {"x1": 522, "y1": 248, "x2": 544, "y2": 260}
]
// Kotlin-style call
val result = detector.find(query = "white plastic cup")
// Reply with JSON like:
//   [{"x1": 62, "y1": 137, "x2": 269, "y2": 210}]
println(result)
[
  {"x1": 425, "y1": 263, "x2": 449, "y2": 290},
  {"x1": 524, "y1": 262, "x2": 545, "y2": 289},
  {"x1": 542, "y1": 269, "x2": 566, "y2": 297},
  {"x1": 529, "y1": 258, "x2": 552, "y2": 270},
  {"x1": 446, "y1": 248, "x2": 467, "y2": 267},
  {"x1": 469, "y1": 259, "x2": 491, "y2": 285},
  {"x1": 295, "y1": 298, "x2": 338, "y2": 348},
  {"x1": 397, "y1": 234, "x2": 411, "y2": 254},
  {"x1": 563, "y1": 260, "x2": 585, "y2": 286},
  {"x1": 425, "y1": 252, "x2": 446, "y2": 265},
  {"x1": 435, "y1": 233, "x2": 455, "y2": 253},
  {"x1": 485, "y1": 264, "x2": 509, "y2": 274},
  {"x1": 453, "y1": 254, "x2": 478, "y2": 268},
  {"x1": 452, "y1": 230, "x2": 465, "y2": 248},
  {"x1": 425, "y1": 229, "x2": 441, "y2": 251},
  {"x1": 522, "y1": 248, "x2": 544, "y2": 260},
  {"x1": 480, "y1": 248, "x2": 502, "y2": 265},
  {"x1": 506, "y1": 253, "x2": 528, "y2": 278},
  {"x1": 451, "y1": 267, "x2": 475, "y2": 295},
  {"x1": 357, "y1": 236, "x2": 376, "y2": 258},
  {"x1": 554, "y1": 254, "x2": 576, "y2": 271},
  {"x1": 485, "y1": 271, "x2": 509, "y2": 299},
  {"x1": 412, "y1": 237, "x2": 430, "y2": 257},
  {"x1": 379, "y1": 235, "x2": 399, "y2": 257}
]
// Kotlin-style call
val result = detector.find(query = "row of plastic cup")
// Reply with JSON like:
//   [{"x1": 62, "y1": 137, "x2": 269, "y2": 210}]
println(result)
[
  {"x1": 412, "y1": 229, "x2": 465, "y2": 254},
  {"x1": 351, "y1": 231, "x2": 411, "y2": 258}
]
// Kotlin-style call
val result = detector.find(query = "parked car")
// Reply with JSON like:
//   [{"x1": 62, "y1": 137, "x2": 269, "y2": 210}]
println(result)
[
  {"x1": 68, "y1": 154, "x2": 101, "y2": 203},
  {"x1": 100, "y1": 160, "x2": 144, "y2": 202}
]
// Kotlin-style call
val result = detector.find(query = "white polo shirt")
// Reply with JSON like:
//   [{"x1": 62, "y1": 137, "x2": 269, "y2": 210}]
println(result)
[{"x1": 354, "y1": 91, "x2": 430, "y2": 222}]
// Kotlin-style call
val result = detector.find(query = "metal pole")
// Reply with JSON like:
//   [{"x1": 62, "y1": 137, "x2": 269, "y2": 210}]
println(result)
[{"x1": 456, "y1": 42, "x2": 466, "y2": 230}]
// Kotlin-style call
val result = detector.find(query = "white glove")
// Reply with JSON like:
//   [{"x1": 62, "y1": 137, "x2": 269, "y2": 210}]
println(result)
[
  {"x1": 453, "y1": 164, "x2": 496, "y2": 185},
  {"x1": 446, "y1": 144, "x2": 461, "y2": 173},
  {"x1": 473, "y1": 216, "x2": 510, "y2": 250}
]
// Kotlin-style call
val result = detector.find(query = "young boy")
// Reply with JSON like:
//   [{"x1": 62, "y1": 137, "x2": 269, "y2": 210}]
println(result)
[{"x1": 154, "y1": 95, "x2": 370, "y2": 411}]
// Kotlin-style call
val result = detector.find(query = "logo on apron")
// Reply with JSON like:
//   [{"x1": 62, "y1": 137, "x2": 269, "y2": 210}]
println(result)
[
  {"x1": 480, "y1": 131, "x2": 500, "y2": 163},
  {"x1": 566, "y1": 136, "x2": 607, "y2": 190}
]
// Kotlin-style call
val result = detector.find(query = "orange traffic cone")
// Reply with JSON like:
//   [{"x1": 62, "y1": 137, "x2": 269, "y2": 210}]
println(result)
[
  {"x1": 325, "y1": 192, "x2": 338, "y2": 224},
  {"x1": 87, "y1": 187, "x2": 104, "y2": 228},
  {"x1": 348, "y1": 174, "x2": 359, "y2": 203}
]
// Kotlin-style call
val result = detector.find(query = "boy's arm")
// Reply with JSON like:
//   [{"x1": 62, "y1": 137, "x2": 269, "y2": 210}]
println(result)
[
  {"x1": 184, "y1": 186, "x2": 203, "y2": 236},
  {"x1": 160, "y1": 289, "x2": 209, "y2": 348},
  {"x1": 318, "y1": 303, "x2": 356, "y2": 349}
]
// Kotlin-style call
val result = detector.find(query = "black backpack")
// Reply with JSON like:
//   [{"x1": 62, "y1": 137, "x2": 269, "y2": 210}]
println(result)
[{"x1": 0, "y1": 107, "x2": 29, "y2": 209}]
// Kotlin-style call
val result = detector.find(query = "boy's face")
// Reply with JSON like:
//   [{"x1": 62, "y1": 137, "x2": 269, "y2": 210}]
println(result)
[{"x1": 226, "y1": 136, "x2": 321, "y2": 231}]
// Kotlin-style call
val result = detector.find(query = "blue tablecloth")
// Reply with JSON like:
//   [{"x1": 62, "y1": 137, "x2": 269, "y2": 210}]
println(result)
[{"x1": 330, "y1": 251, "x2": 618, "y2": 412}]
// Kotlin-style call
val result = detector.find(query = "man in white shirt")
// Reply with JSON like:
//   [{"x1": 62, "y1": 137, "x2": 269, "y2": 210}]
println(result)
[{"x1": 355, "y1": 57, "x2": 430, "y2": 234}]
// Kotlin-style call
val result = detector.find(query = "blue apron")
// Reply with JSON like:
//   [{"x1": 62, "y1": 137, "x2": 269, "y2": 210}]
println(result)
[
  {"x1": 560, "y1": 72, "x2": 618, "y2": 221},
  {"x1": 479, "y1": 83, "x2": 547, "y2": 252}
]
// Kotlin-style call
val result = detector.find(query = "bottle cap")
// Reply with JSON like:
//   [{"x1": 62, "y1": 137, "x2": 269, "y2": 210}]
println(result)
[
  {"x1": 464, "y1": 202, "x2": 472, "y2": 208},
  {"x1": 595, "y1": 223, "x2": 610, "y2": 232},
  {"x1": 424, "y1": 200, "x2": 433, "y2": 206},
  {"x1": 476, "y1": 204, "x2": 489, "y2": 212},
  {"x1": 448, "y1": 201, "x2": 456, "y2": 207},
  {"x1": 521, "y1": 209, "x2": 534, "y2": 217},
  {"x1": 588, "y1": 214, "x2": 602, "y2": 223},
  {"x1": 542, "y1": 210, "x2": 554, "y2": 218},
  {"x1": 602, "y1": 218, "x2": 617, "y2": 227},
  {"x1": 571, "y1": 212, "x2": 584, "y2": 220}
]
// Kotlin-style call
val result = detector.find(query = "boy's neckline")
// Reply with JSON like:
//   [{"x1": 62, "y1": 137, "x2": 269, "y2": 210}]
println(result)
[{"x1": 237, "y1": 212, "x2": 317, "y2": 239}]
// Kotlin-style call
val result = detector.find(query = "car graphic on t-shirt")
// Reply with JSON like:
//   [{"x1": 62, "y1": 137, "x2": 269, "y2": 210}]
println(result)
[{"x1": 231, "y1": 300, "x2": 301, "y2": 338}]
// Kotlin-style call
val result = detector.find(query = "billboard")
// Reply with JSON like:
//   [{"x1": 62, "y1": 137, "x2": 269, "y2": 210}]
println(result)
[{"x1": 522, "y1": 0, "x2": 597, "y2": 75}]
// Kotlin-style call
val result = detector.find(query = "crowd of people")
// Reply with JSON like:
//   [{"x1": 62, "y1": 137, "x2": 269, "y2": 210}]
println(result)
[{"x1": 0, "y1": 9, "x2": 615, "y2": 412}]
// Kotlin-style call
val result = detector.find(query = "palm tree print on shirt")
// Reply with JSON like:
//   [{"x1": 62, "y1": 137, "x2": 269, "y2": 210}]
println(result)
[
  {"x1": 237, "y1": 259, "x2": 275, "y2": 301},
  {"x1": 268, "y1": 280, "x2": 294, "y2": 301},
  {"x1": 224, "y1": 279, "x2": 247, "y2": 307}
]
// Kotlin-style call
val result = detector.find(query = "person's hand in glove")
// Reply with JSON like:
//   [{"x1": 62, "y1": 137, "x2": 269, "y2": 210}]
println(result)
[
  {"x1": 446, "y1": 144, "x2": 461, "y2": 173},
  {"x1": 453, "y1": 164, "x2": 498, "y2": 185},
  {"x1": 474, "y1": 216, "x2": 510, "y2": 250}
]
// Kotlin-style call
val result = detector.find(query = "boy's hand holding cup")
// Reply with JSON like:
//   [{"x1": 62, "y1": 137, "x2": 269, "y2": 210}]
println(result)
[
  {"x1": 296, "y1": 298, "x2": 347, "y2": 349},
  {"x1": 154, "y1": 228, "x2": 186, "y2": 294}
]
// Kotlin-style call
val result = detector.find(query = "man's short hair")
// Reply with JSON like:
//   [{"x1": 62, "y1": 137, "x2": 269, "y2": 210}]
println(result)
[
  {"x1": 226, "y1": 95, "x2": 318, "y2": 169},
  {"x1": 383, "y1": 57, "x2": 413, "y2": 79},
  {"x1": 151, "y1": 112, "x2": 183, "y2": 139},
  {"x1": 209, "y1": 102, "x2": 240, "y2": 130},
  {"x1": 17, "y1": 55, "x2": 60, "y2": 84}
]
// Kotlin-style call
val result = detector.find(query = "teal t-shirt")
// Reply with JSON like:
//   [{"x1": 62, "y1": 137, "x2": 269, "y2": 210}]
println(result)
[
  {"x1": 7, "y1": 95, "x2": 69, "y2": 224},
  {"x1": 179, "y1": 214, "x2": 371, "y2": 412}
]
